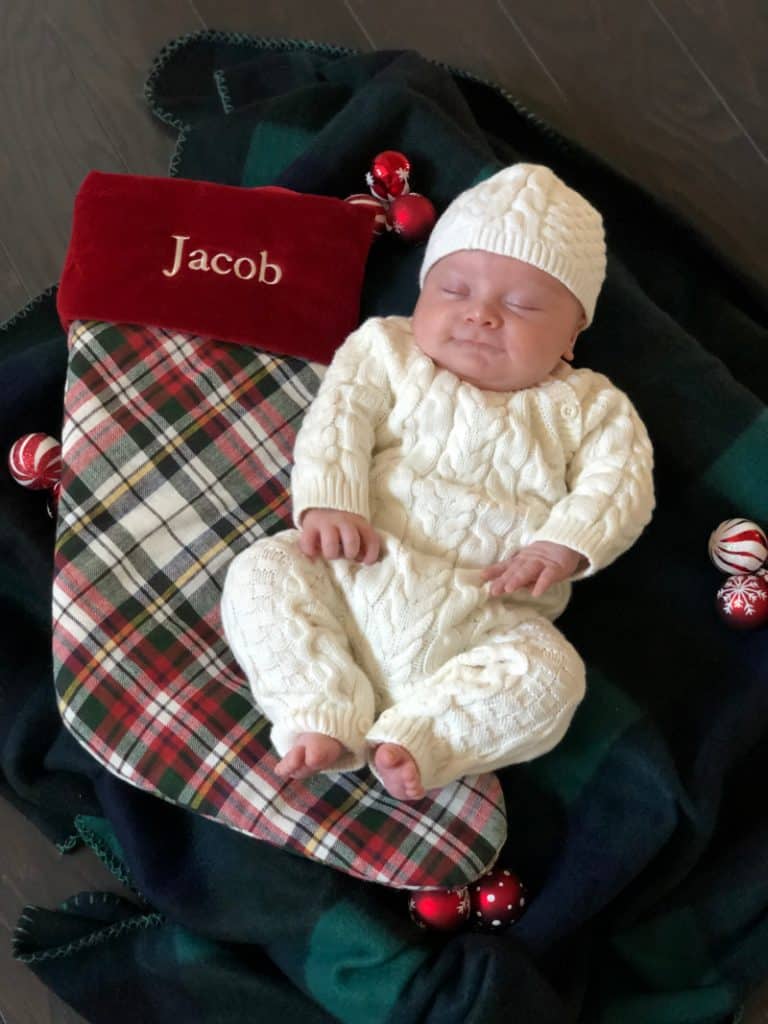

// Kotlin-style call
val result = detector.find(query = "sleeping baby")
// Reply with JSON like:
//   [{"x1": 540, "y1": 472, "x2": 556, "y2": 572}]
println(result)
[{"x1": 220, "y1": 163, "x2": 655, "y2": 801}]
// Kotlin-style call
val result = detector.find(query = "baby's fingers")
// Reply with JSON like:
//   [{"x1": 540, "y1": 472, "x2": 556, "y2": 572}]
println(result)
[
  {"x1": 298, "y1": 527, "x2": 320, "y2": 560},
  {"x1": 531, "y1": 565, "x2": 559, "y2": 598},
  {"x1": 481, "y1": 561, "x2": 509, "y2": 580},
  {"x1": 359, "y1": 525, "x2": 381, "y2": 565},
  {"x1": 339, "y1": 521, "x2": 361, "y2": 561},
  {"x1": 490, "y1": 559, "x2": 541, "y2": 596},
  {"x1": 319, "y1": 525, "x2": 342, "y2": 560}
]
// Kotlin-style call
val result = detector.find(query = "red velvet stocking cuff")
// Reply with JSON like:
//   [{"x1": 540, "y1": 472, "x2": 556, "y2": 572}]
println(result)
[{"x1": 57, "y1": 171, "x2": 377, "y2": 363}]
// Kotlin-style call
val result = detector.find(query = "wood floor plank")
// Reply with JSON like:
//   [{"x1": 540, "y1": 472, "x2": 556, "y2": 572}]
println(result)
[
  {"x1": 191, "y1": 0, "x2": 372, "y2": 51},
  {"x1": 488, "y1": 0, "x2": 768, "y2": 289},
  {"x1": 0, "y1": 0, "x2": 126, "y2": 301},
  {"x1": 651, "y1": 0, "x2": 768, "y2": 158},
  {"x1": 346, "y1": 0, "x2": 570, "y2": 116},
  {"x1": 0, "y1": 242, "x2": 33, "y2": 324},
  {"x1": 43, "y1": 0, "x2": 200, "y2": 178},
  {"x1": 744, "y1": 978, "x2": 768, "y2": 1024}
]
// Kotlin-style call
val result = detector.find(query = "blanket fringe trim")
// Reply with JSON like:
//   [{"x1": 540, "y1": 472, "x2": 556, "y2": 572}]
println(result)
[
  {"x1": 141, "y1": 27, "x2": 586, "y2": 174},
  {"x1": 0, "y1": 284, "x2": 58, "y2": 334},
  {"x1": 12, "y1": 899, "x2": 165, "y2": 965}
]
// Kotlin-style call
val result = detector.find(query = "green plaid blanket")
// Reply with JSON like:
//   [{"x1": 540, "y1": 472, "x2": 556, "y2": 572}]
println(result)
[{"x1": 3, "y1": 29, "x2": 768, "y2": 1024}]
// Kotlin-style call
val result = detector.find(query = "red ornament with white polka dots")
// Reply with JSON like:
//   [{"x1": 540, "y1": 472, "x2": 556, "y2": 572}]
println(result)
[{"x1": 469, "y1": 867, "x2": 528, "y2": 932}]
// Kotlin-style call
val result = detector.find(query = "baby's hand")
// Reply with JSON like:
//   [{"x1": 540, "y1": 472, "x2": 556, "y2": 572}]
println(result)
[
  {"x1": 482, "y1": 541, "x2": 585, "y2": 598},
  {"x1": 299, "y1": 508, "x2": 381, "y2": 564}
]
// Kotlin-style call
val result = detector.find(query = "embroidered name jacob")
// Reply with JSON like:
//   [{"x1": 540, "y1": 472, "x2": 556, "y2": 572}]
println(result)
[{"x1": 162, "y1": 234, "x2": 283, "y2": 284}]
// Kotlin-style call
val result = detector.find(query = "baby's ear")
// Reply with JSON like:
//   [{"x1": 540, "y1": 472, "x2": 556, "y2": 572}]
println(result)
[{"x1": 564, "y1": 313, "x2": 587, "y2": 360}]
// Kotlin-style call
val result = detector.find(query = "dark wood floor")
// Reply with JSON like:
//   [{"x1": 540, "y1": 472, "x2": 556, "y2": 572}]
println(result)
[
  {"x1": 1, "y1": 0, "x2": 767, "y2": 327},
  {"x1": 1, "y1": 2, "x2": 767, "y2": 1021}
]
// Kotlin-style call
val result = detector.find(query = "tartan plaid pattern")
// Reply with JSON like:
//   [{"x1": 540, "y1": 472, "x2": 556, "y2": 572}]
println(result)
[{"x1": 52, "y1": 318, "x2": 506, "y2": 889}]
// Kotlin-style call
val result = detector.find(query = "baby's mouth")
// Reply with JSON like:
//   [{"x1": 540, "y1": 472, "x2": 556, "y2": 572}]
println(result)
[{"x1": 452, "y1": 335, "x2": 495, "y2": 350}]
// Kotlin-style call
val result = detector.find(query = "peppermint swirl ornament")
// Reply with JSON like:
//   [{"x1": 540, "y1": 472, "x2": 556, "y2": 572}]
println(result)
[
  {"x1": 8, "y1": 433, "x2": 62, "y2": 490},
  {"x1": 708, "y1": 518, "x2": 768, "y2": 574},
  {"x1": 344, "y1": 193, "x2": 390, "y2": 236}
]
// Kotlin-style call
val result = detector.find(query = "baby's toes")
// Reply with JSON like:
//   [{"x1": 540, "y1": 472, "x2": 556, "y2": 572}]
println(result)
[
  {"x1": 403, "y1": 763, "x2": 424, "y2": 798},
  {"x1": 275, "y1": 748, "x2": 303, "y2": 777}
]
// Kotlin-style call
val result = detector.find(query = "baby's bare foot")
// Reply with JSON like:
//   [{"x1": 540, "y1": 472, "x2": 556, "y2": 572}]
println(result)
[
  {"x1": 373, "y1": 743, "x2": 426, "y2": 801},
  {"x1": 275, "y1": 733, "x2": 345, "y2": 780}
]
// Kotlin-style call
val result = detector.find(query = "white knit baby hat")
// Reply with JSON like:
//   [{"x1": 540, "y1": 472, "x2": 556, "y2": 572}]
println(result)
[{"x1": 419, "y1": 163, "x2": 607, "y2": 326}]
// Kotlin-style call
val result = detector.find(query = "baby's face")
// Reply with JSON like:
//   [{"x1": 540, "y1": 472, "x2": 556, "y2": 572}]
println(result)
[{"x1": 412, "y1": 250, "x2": 587, "y2": 392}]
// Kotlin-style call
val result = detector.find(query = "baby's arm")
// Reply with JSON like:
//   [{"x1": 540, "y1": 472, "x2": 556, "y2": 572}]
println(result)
[
  {"x1": 486, "y1": 373, "x2": 654, "y2": 596},
  {"x1": 290, "y1": 323, "x2": 393, "y2": 541},
  {"x1": 526, "y1": 372, "x2": 655, "y2": 578}
]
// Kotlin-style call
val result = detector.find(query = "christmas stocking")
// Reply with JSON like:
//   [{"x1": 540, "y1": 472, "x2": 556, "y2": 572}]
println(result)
[{"x1": 51, "y1": 171, "x2": 506, "y2": 888}]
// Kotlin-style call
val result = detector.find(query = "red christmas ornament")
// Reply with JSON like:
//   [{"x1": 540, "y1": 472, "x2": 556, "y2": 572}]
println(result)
[
  {"x1": 8, "y1": 433, "x2": 62, "y2": 490},
  {"x1": 408, "y1": 887, "x2": 470, "y2": 931},
  {"x1": 469, "y1": 867, "x2": 528, "y2": 932},
  {"x1": 389, "y1": 193, "x2": 437, "y2": 244},
  {"x1": 47, "y1": 479, "x2": 62, "y2": 520},
  {"x1": 345, "y1": 193, "x2": 390, "y2": 236},
  {"x1": 716, "y1": 570, "x2": 768, "y2": 630},
  {"x1": 367, "y1": 150, "x2": 411, "y2": 201}
]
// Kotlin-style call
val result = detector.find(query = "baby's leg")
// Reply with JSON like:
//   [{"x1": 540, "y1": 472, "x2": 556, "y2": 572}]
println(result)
[
  {"x1": 221, "y1": 531, "x2": 376, "y2": 775},
  {"x1": 366, "y1": 610, "x2": 586, "y2": 792}
]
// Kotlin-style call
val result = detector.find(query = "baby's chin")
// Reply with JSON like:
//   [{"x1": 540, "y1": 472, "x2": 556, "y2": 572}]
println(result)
[{"x1": 416, "y1": 344, "x2": 505, "y2": 388}]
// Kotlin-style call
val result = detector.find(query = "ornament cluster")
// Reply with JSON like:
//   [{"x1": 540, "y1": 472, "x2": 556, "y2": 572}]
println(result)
[
  {"x1": 708, "y1": 518, "x2": 768, "y2": 629},
  {"x1": 408, "y1": 866, "x2": 527, "y2": 934},
  {"x1": 346, "y1": 150, "x2": 437, "y2": 244},
  {"x1": 7, "y1": 432, "x2": 62, "y2": 518}
]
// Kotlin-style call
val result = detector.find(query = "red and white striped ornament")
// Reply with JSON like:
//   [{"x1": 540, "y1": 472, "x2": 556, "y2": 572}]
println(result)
[
  {"x1": 344, "y1": 193, "x2": 390, "y2": 236},
  {"x1": 7, "y1": 433, "x2": 62, "y2": 490},
  {"x1": 46, "y1": 479, "x2": 62, "y2": 520},
  {"x1": 708, "y1": 518, "x2": 768, "y2": 575}
]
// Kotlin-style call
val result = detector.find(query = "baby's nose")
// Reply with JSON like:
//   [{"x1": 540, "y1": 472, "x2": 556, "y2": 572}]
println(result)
[{"x1": 465, "y1": 303, "x2": 501, "y2": 328}]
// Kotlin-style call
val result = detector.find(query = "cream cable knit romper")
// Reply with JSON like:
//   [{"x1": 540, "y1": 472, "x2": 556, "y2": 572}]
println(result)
[{"x1": 221, "y1": 316, "x2": 655, "y2": 791}]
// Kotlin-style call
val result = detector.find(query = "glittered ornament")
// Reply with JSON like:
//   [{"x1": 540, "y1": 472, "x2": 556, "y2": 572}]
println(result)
[
  {"x1": 408, "y1": 887, "x2": 470, "y2": 931},
  {"x1": 389, "y1": 193, "x2": 437, "y2": 244},
  {"x1": 8, "y1": 433, "x2": 62, "y2": 490},
  {"x1": 469, "y1": 867, "x2": 528, "y2": 932},
  {"x1": 709, "y1": 518, "x2": 768, "y2": 575},
  {"x1": 367, "y1": 150, "x2": 411, "y2": 201},
  {"x1": 345, "y1": 193, "x2": 390, "y2": 236},
  {"x1": 716, "y1": 570, "x2": 768, "y2": 630}
]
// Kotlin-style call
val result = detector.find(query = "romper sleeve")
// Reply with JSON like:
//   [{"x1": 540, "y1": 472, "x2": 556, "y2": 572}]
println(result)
[
  {"x1": 528, "y1": 371, "x2": 655, "y2": 577},
  {"x1": 290, "y1": 319, "x2": 394, "y2": 528}
]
